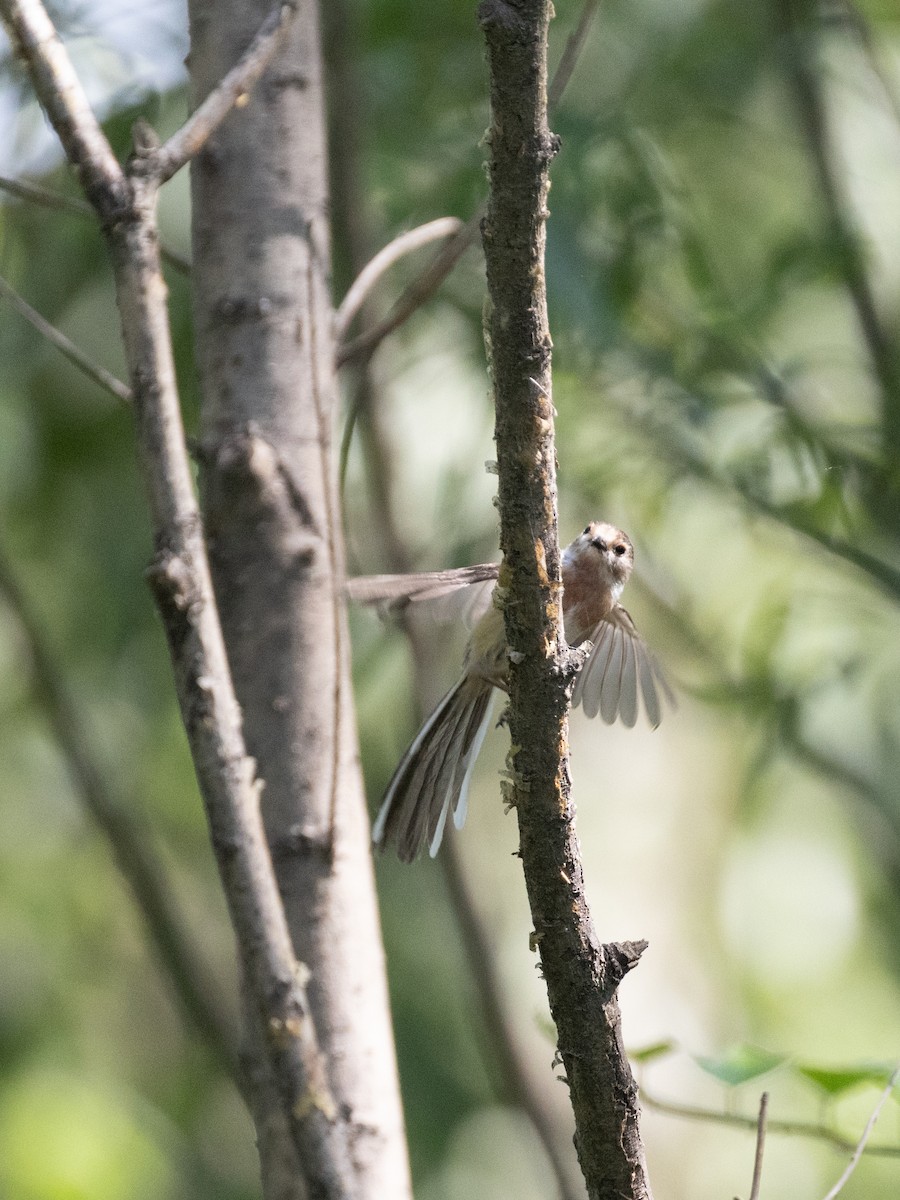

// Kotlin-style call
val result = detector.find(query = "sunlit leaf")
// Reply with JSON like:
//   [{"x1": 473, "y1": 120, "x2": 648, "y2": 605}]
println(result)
[
  {"x1": 693, "y1": 1045, "x2": 787, "y2": 1087},
  {"x1": 795, "y1": 1062, "x2": 898, "y2": 1098}
]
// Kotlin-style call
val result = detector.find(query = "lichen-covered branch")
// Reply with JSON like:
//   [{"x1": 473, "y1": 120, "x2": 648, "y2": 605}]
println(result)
[{"x1": 478, "y1": 1, "x2": 653, "y2": 1197}]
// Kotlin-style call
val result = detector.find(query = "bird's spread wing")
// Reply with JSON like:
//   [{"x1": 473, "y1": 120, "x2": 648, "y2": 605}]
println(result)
[
  {"x1": 345, "y1": 564, "x2": 499, "y2": 629},
  {"x1": 572, "y1": 605, "x2": 675, "y2": 729}
]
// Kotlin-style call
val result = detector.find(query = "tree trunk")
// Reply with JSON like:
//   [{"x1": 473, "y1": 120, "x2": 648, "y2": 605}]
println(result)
[{"x1": 186, "y1": 3, "x2": 411, "y2": 1196}]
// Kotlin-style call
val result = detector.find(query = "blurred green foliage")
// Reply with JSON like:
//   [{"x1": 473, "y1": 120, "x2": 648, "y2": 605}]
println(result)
[{"x1": 2, "y1": 0, "x2": 900, "y2": 1197}]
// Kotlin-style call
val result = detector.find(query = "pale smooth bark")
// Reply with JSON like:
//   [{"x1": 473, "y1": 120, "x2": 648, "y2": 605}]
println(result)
[{"x1": 186, "y1": 3, "x2": 411, "y2": 1197}]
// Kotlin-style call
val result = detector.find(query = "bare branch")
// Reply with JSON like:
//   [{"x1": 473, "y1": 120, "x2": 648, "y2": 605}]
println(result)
[
  {"x1": 0, "y1": 171, "x2": 92, "y2": 215},
  {"x1": 821, "y1": 1065, "x2": 900, "y2": 1200},
  {"x1": 641, "y1": 1085, "x2": 900, "y2": 1158},
  {"x1": 0, "y1": 0, "x2": 356, "y2": 1193},
  {"x1": 336, "y1": 0, "x2": 600, "y2": 368},
  {"x1": 748, "y1": 1092, "x2": 769, "y2": 1200},
  {"x1": 337, "y1": 211, "x2": 481, "y2": 366},
  {"x1": 480, "y1": 0, "x2": 651, "y2": 1196},
  {"x1": 0, "y1": 540, "x2": 241, "y2": 1085},
  {"x1": 548, "y1": 0, "x2": 600, "y2": 110},
  {"x1": 0, "y1": 272, "x2": 132, "y2": 403},
  {"x1": 0, "y1": 173, "x2": 192, "y2": 274},
  {"x1": 150, "y1": 1, "x2": 297, "y2": 184},
  {"x1": 0, "y1": 0, "x2": 126, "y2": 215},
  {"x1": 334, "y1": 216, "x2": 463, "y2": 341}
]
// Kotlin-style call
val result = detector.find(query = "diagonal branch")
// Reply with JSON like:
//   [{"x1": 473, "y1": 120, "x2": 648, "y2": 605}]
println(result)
[
  {"x1": 0, "y1": 1, "x2": 356, "y2": 1194},
  {"x1": 0, "y1": 174, "x2": 192, "y2": 273},
  {"x1": 641, "y1": 1083, "x2": 900, "y2": 1157},
  {"x1": 0, "y1": 272, "x2": 132, "y2": 403},
  {"x1": 150, "y1": 1, "x2": 296, "y2": 184},
  {"x1": 334, "y1": 216, "x2": 463, "y2": 342},
  {"x1": 0, "y1": 0, "x2": 125, "y2": 215},
  {"x1": 479, "y1": 1, "x2": 651, "y2": 1197},
  {"x1": 0, "y1": 171, "x2": 93, "y2": 216},
  {"x1": 336, "y1": 210, "x2": 481, "y2": 366},
  {"x1": 548, "y1": 0, "x2": 599, "y2": 110},
  {"x1": 821, "y1": 1064, "x2": 900, "y2": 1200},
  {"x1": 0, "y1": 540, "x2": 240, "y2": 1085}
]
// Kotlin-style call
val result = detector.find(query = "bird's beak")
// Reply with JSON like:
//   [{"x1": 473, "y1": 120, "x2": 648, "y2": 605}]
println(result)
[{"x1": 591, "y1": 537, "x2": 607, "y2": 552}]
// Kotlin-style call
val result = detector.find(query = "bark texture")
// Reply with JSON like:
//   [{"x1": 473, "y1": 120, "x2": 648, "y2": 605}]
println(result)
[
  {"x1": 186, "y1": 3, "x2": 410, "y2": 1197},
  {"x1": 478, "y1": 2, "x2": 653, "y2": 1197}
]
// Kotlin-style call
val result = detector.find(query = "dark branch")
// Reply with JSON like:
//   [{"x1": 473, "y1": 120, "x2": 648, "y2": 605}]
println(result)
[
  {"x1": 748, "y1": 1092, "x2": 769, "y2": 1200},
  {"x1": 479, "y1": 1, "x2": 652, "y2": 1197}
]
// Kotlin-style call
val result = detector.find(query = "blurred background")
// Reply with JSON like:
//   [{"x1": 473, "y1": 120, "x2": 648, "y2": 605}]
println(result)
[{"x1": 2, "y1": 0, "x2": 900, "y2": 1196}]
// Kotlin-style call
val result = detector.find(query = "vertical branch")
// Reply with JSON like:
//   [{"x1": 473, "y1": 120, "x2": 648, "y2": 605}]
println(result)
[
  {"x1": 325, "y1": 12, "x2": 583, "y2": 1187},
  {"x1": 186, "y1": 1, "x2": 411, "y2": 1197},
  {"x1": 478, "y1": 2, "x2": 653, "y2": 1198}
]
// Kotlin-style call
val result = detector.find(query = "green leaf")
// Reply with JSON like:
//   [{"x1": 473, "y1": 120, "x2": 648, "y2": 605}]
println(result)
[
  {"x1": 795, "y1": 1062, "x2": 898, "y2": 1097},
  {"x1": 630, "y1": 1040, "x2": 677, "y2": 1064},
  {"x1": 693, "y1": 1045, "x2": 787, "y2": 1087}
]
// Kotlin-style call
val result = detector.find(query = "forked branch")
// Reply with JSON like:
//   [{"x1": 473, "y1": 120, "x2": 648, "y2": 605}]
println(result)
[{"x1": 0, "y1": 0, "x2": 355, "y2": 1195}]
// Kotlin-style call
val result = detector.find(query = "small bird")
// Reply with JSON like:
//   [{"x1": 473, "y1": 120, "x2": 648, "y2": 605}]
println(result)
[{"x1": 348, "y1": 522, "x2": 672, "y2": 862}]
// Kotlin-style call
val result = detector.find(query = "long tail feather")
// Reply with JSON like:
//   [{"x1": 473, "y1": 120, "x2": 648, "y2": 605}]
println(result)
[{"x1": 373, "y1": 678, "x2": 494, "y2": 862}]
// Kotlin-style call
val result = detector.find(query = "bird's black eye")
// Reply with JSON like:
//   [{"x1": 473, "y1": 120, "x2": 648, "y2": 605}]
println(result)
[
  {"x1": 613, "y1": 544, "x2": 626, "y2": 556},
  {"x1": 583, "y1": 525, "x2": 591, "y2": 536}
]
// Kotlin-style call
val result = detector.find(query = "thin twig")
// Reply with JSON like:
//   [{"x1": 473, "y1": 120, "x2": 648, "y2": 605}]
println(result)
[
  {"x1": 641, "y1": 1086, "x2": 900, "y2": 1158},
  {"x1": 334, "y1": 216, "x2": 463, "y2": 342},
  {"x1": 0, "y1": 171, "x2": 92, "y2": 215},
  {"x1": 0, "y1": 122, "x2": 190, "y2": 275},
  {"x1": 0, "y1": 169, "x2": 193, "y2": 273},
  {"x1": 0, "y1": 541, "x2": 242, "y2": 1087},
  {"x1": 0, "y1": 272, "x2": 132, "y2": 403},
  {"x1": 150, "y1": 1, "x2": 296, "y2": 184},
  {"x1": 613, "y1": 393, "x2": 900, "y2": 602},
  {"x1": 336, "y1": 210, "x2": 482, "y2": 366},
  {"x1": 335, "y1": 216, "x2": 470, "y2": 496},
  {"x1": 336, "y1": 0, "x2": 601, "y2": 369},
  {"x1": 748, "y1": 1092, "x2": 769, "y2": 1200},
  {"x1": 821, "y1": 1065, "x2": 900, "y2": 1200},
  {"x1": 548, "y1": 0, "x2": 599, "y2": 109}
]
